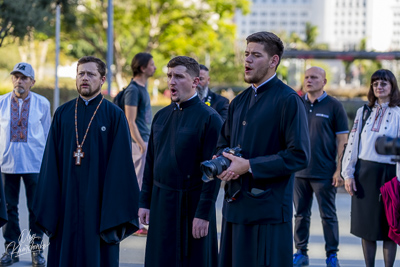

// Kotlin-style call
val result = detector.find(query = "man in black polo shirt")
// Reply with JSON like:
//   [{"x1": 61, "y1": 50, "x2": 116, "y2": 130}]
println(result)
[{"x1": 293, "y1": 67, "x2": 348, "y2": 267}]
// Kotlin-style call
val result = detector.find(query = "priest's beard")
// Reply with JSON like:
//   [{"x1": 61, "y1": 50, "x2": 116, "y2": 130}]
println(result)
[
  {"x1": 196, "y1": 84, "x2": 206, "y2": 101},
  {"x1": 244, "y1": 65, "x2": 270, "y2": 85},
  {"x1": 77, "y1": 85, "x2": 101, "y2": 98},
  {"x1": 171, "y1": 96, "x2": 180, "y2": 104}
]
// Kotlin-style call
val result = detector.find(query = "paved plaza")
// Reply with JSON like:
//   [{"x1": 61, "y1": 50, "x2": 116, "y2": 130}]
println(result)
[{"x1": 1, "y1": 185, "x2": 400, "y2": 266}]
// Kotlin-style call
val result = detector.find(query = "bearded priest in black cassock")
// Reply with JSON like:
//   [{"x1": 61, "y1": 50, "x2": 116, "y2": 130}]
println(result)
[
  {"x1": 33, "y1": 56, "x2": 140, "y2": 267},
  {"x1": 216, "y1": 32, "x2": 310, "y2": 267},
  {"x1": 139, "y1": 56, "x2": 223, "y2": 267}
]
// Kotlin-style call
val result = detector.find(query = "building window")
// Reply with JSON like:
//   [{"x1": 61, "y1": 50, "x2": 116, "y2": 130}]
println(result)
[
  {"x1": 291, "y1": 21, "x2": 297, "y2": 25},
  {"x1": 281, "y1": 21, "x2": 287, "y2": 26},
  {"x1": 250, "y1": 21, "x2": 257, "y2": 25},
  {"x1": 281, "y1": 12, "x2": 287, "y2": 16}
]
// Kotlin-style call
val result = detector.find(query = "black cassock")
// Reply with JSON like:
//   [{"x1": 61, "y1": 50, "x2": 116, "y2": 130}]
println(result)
[
  {"x1": 140, "y1": 97, "x2": 223, "y2": 267},
  {"x1": 205, "y1": 90, "x2": 229, "y2": 121},
  {"x1": 217, "y1": 76, "x2": 310, "y2": 267},
  {"x1": 33, "y1": 94, "x2": 139, "y2": 267},
  {"x1": 0, "y1": 179, "x2": 7, "y2": 227}
]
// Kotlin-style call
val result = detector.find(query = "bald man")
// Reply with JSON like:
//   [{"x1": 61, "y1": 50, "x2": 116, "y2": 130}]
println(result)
[{"x1": 293, "y1": 67, "x2": 348, "y2": 267}]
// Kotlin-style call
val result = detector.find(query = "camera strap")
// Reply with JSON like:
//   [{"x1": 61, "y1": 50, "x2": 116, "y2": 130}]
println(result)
[
  {"x1": 225, "y1": 179, "x2": 242, "y2": 202},
  {"x1": 359, "y1": 104, "x2": 372, "y2": 153},
  {"x1": 340, "y1": 104, "x2": 371, "y2": 179}
]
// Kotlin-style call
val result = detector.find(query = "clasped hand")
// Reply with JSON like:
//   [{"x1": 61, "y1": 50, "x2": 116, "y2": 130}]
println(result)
[{"x1": 216, "y1": 152, "x2": 250, "y2": 181}]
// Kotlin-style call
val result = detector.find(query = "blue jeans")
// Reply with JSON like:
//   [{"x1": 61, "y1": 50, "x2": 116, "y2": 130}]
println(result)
[{"x1": 1, "y1": 173, "x2": 43, "y2": 250}]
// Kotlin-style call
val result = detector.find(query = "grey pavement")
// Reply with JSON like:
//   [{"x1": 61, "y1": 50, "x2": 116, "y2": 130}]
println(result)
[{"x1": 2, "y1": 184, "x2": 400, "y2": 266}]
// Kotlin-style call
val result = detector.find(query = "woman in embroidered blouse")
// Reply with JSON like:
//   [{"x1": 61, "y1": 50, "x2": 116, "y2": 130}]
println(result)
[{"x1": 342, "y1": 69, "x2": 400, "y2": 267}]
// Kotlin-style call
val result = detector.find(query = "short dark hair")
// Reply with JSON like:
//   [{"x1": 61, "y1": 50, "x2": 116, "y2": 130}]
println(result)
[
  {"x1": 246, "y1": 31, "x2": 284, "y2": 68},
  {"x1": 367, "y1": 69, "x2": 400, "y2": 107},
  {"x1": 131, "y1": 52, "x2": 153, "y2": 77},
  {"x1": 199, "y1": 64, "x2": 209, "y2": 72},
  {"x1": 167, "y1": 56, "x2": 199, "y2": 78},
  {"x1": 77, "y1": 56, "x2": 106, "y2": 77}
]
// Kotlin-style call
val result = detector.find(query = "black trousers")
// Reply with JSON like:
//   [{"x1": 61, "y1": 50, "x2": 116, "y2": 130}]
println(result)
[
  {"x1": 2, "y1": 173, "x2": 43, "y2": 250},
  {"x1": 293, "y1": 177, "x2": 339, "y2": 256}
]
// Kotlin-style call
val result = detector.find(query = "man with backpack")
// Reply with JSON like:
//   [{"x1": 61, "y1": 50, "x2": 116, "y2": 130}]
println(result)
[{"x1": 122, "y1": 52, "x2": 156, "y2": 236}]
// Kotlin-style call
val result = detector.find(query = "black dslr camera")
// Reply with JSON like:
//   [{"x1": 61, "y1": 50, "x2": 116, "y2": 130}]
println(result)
[
  {"x1": 200, "y1": 147, "x2": 242, "y2": 183},
  {"x1": 375, "y1": 136, "x2": 400, "y2": 161}
]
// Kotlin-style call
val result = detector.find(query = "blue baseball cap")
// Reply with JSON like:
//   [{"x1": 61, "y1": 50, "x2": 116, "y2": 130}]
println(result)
[{"x1": 10, "y1": 62, "x2": 35, "y2": 80}]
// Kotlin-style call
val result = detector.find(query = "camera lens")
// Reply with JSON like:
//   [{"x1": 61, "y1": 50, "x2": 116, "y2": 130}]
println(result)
[
  {"x1": 200, "y1": 156, "x2": 231, "y2": 182},
  {"x1": 200, "y1": 161, "x2": 217, "y2": 182},
  {"x1": 375, "y1": 136, "x2": 400, "y2": 155}
]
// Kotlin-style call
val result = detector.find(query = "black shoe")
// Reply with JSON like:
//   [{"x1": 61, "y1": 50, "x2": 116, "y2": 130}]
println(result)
[
  {"x1": 31, "y1": 251, "x2": 46, "y2": 267},
  {"x1": 0, "y1": 250, "x2": 19, "y2": 266}
]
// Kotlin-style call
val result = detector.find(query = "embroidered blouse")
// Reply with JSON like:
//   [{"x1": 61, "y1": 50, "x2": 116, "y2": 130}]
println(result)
[
  {"x1": 341, "y1": 102, "x2": 400, "y2": 179},
  {"x1": 0, "y1": 92, "x2": 51, "y2": 174}
]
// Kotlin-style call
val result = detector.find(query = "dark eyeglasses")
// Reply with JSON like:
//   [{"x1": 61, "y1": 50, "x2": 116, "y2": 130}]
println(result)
[{"x1": 372, "y1": 81, "x2": 389, "y2": 88}]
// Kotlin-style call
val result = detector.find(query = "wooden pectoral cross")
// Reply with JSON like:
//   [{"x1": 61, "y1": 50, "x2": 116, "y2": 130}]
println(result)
[{"x1": 73, "y1": 146, "x2": 85, "y2": 165}]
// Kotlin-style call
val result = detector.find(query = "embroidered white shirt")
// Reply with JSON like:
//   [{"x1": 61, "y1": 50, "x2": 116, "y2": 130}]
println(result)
[
  {"x1": 0, "y1": 92, "x2": 51, "y2": 174},
  {"x1": 341, "y1": 102, "x2": 400, "y2": 179}
]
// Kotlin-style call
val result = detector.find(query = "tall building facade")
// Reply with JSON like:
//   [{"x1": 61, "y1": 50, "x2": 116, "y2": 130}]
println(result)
[{"x1": 236, "y1": 0, "x2": 400, "y2": 51}]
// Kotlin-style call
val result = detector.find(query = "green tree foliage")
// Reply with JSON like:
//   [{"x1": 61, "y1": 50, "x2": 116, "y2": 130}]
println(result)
[
  {"x1": 0, "y1": 0, "x2": 77, "y2": 47},
  {"x1": 63, "y1": 0, "x2": 249, "y2": 89},
  {"x1": 283, "y1": 22, "x2": 328, "y2": 50}
]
